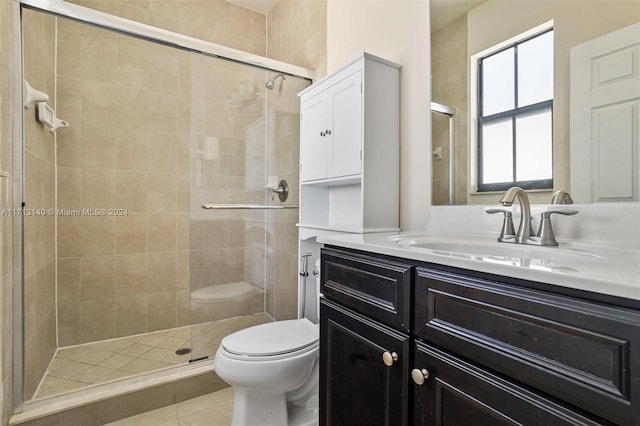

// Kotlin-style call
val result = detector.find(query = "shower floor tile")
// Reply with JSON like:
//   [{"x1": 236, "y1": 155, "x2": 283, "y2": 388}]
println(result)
[{"x1": 33, "y1": 313, "x2": 272, "y2": 400}]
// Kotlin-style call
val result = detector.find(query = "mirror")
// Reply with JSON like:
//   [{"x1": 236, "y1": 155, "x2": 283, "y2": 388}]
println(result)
[{"x1": 430, "y1": 0, "x2": 640, "y2": 205}]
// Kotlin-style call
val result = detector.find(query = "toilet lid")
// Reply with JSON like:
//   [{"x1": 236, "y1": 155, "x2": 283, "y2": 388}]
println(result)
[{"x1": 221, "y1": 318, "x2": 318, "y2": 357}]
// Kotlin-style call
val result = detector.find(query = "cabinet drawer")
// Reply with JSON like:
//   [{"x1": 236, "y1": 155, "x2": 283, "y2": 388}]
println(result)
[
  {"x1": 321, "y1": 247, "x2": 412, "y2": 331},
  {"x1": 413, "y1": 341, "x2": 603, "y2": 426},
  {"x1": 414, "y1": 267, "x2": 640, "y2": 426}
]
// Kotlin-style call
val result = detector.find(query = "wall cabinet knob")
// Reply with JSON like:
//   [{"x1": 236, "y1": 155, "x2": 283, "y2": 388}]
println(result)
[
  {"x1": 320, "y1": 131, "x2": 325, "y2": 137},
  {"x1": 382, "y1": 351, "x2": 398, "y2": 366},
  {"x1": 411, "y1": 368, "x2": 430, "y2": 385},
  {"x1": 325, "y1": 129, "x2": 332, "y2": 135}
]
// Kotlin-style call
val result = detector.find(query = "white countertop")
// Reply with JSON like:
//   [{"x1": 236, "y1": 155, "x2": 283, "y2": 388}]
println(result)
[{"x1": 317, "y1": 232, "x2": 640, "y2": 302}]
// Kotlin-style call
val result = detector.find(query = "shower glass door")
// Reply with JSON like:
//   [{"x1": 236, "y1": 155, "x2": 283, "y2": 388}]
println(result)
[{"x1": 186, "y1": 54, "x2": 311, "y2": 361}]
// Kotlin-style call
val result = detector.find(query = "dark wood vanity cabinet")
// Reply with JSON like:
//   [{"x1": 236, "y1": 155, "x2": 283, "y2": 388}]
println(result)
[
  {"x1": 319, "y1": 248, "x2": 413, "y2": 426},
  {"x1": 415, "y1": 267, "x2": 640, "y2": 425},
  {"x1": 320, "y1": 246, "x2": 640, "y2": 426}
]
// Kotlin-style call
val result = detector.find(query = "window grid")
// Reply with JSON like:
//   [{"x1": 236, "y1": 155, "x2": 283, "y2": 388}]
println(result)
[{"x1": 477, "y1": 29, "x2": 554, "y2": 192}]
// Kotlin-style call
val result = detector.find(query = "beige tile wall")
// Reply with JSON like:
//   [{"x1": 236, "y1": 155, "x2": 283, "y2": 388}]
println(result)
[
  {"x1": 267, "y1": 0, "x2": 327, "y2": 79},
  {"x1": 55, "y1": 20, "x2": 194, "y2": 346},
  {"x1": 68, "y1": 0, "x2": 266, "y2": 56},
  {"x1": 265, "y1": 0, "x2": 321, "y2": 320},
  {"x1": 0, "y1": 0, "x2": 13, "y2": 421},
  {"x1": 22, "y1": 10, "x2": 58, "y2": 401},
  {"x1": 431, "y1": 15, "x2": 468, "y2": 206},
  {"x1": 56, "y1": 1, "x2": 277, "y2": 344},
  {"x1": 263, "y1": 111, "x2": 305, "y2": 321}
]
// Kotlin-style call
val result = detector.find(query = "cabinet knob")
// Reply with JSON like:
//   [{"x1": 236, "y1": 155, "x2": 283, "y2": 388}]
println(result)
[
  {"x1": 411, "y1": 368, "x2": 430, "y2": 385},
  {"x1": 320, "y1": 131, "x2": 325, "y2": 137},
  {"x1": 382, "y1": 351, "x2": 398, "y2": 366},
  {"x1": 325, "y1": 129, "x2": 332, "y2": 135}
]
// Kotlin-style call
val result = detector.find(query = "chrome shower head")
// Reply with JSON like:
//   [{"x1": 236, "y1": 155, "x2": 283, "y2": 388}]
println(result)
[{"x1": 265, "y1": 73, "x2": 286, "y2": 90}]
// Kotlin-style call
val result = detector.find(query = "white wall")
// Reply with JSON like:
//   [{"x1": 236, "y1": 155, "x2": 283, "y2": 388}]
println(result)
[{"x1": 327, "y1": 0, "x2": 431, "y2": 231}]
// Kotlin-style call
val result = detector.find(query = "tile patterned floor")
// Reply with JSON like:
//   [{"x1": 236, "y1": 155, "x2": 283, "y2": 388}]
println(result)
[
  {"x1": 104, "y1": 387, "x2": 235, "y2": 426},
  {"x1": 33, "y1": 313, "x2": 272, "y2": 399}
]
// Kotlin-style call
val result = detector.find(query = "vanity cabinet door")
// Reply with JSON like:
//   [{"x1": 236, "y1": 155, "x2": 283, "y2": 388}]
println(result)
[
  {"x1": 320, "y1": 298, "x2": 410, "y2": 426},
  {"x1": 412, "y1": 341, "x2": 603, "y2": 426}
]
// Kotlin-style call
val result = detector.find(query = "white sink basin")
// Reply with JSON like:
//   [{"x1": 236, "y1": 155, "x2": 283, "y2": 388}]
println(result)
[
  {"x1": 388, "y1": 234, "x2": 607, "y2": 269},
  {"x1": 317, "y1": 232, "x2": 639, "y2": 300}
]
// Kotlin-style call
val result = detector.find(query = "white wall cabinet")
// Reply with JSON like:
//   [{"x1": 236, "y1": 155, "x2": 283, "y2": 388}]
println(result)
[
  {"x1": 300, "y1": 71, "x2": 363, "y2": 181},
  {"x1": 296, "y1": 52, "x2": 401, "y2": 321},
  {"x1": 298, "y1": 52, "x2": 401, "y2": 234}
]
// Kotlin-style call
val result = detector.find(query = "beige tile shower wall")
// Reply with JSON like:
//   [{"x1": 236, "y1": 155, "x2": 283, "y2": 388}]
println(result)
[
  {"x1": 266, "y1": 0, "x2": 323, "y2": 320},
  {"x1": 431, "y1": 15, "x2": 468, "y2": 206},
  {"x1": 52, "y1": 0, "x2": 266, "y2": 345},
  {"x1": 264, "y1": 111, "x2": 301, "y2": 321},
  {"x1": 70, "y1": 0, "x2": 266, "y2": 56},
  {"x1": 55, "y1": 21, "x2": 193, "y2": 346},
  {"x1": 22, "y1": 10, "x2": 57, "y2": 400},
  {"x1": 0, "y1": 0, "x2": 13, "y2": 420},
  {"x1": 267, "y1": 0, "x2": 327, "y2": 78}
]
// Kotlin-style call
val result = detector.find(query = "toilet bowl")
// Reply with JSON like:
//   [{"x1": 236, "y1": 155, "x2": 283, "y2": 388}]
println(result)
[
  {"x1": 214, "y1": 259, "x2": 321, "y2": 426},
  {"x1": 214, "y1": 318, "x2": 319, "y2": 426}
]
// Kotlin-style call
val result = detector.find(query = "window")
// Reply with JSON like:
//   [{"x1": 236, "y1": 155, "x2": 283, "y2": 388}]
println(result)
[{"x1": 477, "y1": 29, "x2": 554, "y2": 192}]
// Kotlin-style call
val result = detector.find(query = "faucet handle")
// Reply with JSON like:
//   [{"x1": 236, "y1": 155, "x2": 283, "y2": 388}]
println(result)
[
  {"x1": 536, "y1": 209, "x2": 578, "y2": 246},
  {"x1": 485, "y1": 208, "x2": 516, "y2": 241},
  {"x1": 541, "y1": 209, "x2": 578, "y2": 218},
  {"x1": 551, "y1": 190, "x2": 574, "y2": 205}
]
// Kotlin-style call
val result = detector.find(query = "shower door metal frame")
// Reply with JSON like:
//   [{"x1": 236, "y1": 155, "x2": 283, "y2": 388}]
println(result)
[
  {"x1": 431, "y1": 102, "x2": 456, "y2": 205},
  {"x1": 11, "y1": 0, "x2": 314, "y2": 413},
  {"x1": 11, "y1": 0, "x2": 25, "y2": 415},
  {"x1": 18, "y1": 0, "x2": 315, "y2": 80}
]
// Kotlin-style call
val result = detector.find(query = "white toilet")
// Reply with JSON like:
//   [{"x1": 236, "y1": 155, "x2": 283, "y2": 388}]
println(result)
[{"x1": 214, "y1": 261, "x2": 321, "y2": 426}]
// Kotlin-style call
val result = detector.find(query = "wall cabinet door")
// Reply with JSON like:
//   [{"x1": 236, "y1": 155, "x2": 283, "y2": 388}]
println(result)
[
  {"x1": 300, "y1": 71, "x2": 362, "y2": 182},
  {"x1": 301, "y1": 94, "x2": 329, "y2": 181},
  {"x1": 412, "y1": 341, "x2": 603, "y2": 426},
  {"x1": 320, "y1": 298, "x2": 409, "y2": 426},
  {"x1": 327, "y1": 71, "x2": 362, "y2": 178}
]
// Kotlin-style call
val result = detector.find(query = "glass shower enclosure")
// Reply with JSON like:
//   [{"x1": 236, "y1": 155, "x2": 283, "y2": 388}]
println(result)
[{"x1": 17, "y1": 1, "x2": 310, "y2": 404}]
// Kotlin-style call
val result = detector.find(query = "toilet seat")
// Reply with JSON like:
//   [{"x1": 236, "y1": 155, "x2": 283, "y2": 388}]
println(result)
[{"x1": 220, "y1": 318, "x2": 319, "y2": 361}]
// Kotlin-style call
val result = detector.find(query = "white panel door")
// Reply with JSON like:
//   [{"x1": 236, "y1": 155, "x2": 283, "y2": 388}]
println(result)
[
  {"x1": 571, "y1": 23, "x2": 640, "y2": 203},
  {"x1": 300, "y1": 94, "x2": 329, "y2": 181},
  {"x1": 328, "y1": 71, "x2": 363, "y2": 178}
]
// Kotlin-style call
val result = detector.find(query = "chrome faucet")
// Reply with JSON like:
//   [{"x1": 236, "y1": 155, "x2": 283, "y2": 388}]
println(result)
[
  {"x1": 499, "y1": 187, "x2": 533, "y2": 243},
  {"x1": 487, "y1": 186, "x2": 579, "y2": 246}
]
